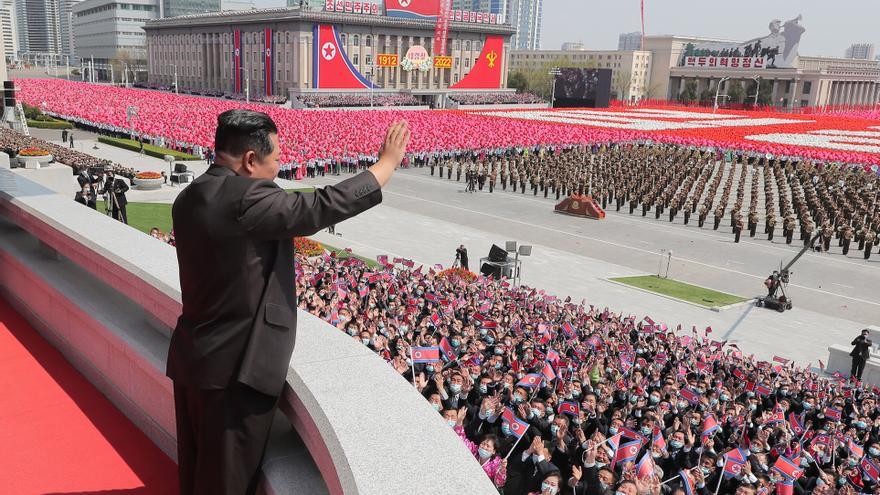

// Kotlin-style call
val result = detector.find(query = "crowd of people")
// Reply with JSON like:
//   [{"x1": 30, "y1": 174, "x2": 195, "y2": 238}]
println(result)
[
  {"x1": 295, "y1": 93, "x2": 421, "y2": 108},
  {"x1": 19, "y1": 78, "x2": 880, "y2": 170},
  {"x1": 417, "y1": 144, "x2": 880, "y2": 259},
  {"x1": 449, "y1": 92, "x2": 546, "y2": 105},
  {"x1": 0, "y1": 126, "x2": 133, "y2": 177},
  {"x1": 293, "y1": 246, "x2": 879, "y2": 495}
]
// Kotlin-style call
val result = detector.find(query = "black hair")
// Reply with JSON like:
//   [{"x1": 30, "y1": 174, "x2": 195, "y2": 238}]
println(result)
[{"x1": 214, "y1": 109, "x2": 278, "y2": 160}]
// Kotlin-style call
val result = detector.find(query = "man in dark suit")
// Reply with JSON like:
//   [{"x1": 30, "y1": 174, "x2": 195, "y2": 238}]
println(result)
[
  {"x1": 100, "y1": 169, "x2": 129, "y2": 223},
  {"x1": 850, "y1": 329, "x2": 873, "y2": 381},
  {"x1": 167, "y1": 109, "x2": 409, "y2": 495}
]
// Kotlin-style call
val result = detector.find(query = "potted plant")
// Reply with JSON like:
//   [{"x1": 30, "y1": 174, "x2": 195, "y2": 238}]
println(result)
[
  {"x1": 133, "y1": 171, "x2": 163, "y2": 190},
  {"x1": 16, "y1": 147, "x2": 53, "y2": 166}
]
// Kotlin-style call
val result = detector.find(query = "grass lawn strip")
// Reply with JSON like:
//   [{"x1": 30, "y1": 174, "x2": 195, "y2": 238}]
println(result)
[
  {"x1": 96, "y1": 198, "x2": 377, "y2": 269},
  {"x1": 609, "y1": 275, "x2": 747, "y2": 308}
]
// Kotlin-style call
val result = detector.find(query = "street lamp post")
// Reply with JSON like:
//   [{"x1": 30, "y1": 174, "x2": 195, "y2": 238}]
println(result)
[
  {"x1": 366, "y1": 71, "x2": 373, "y2": 107},
  {"x1": 65, "y1": 55, "x2": 70, "y2": 80},
  {"x1": 751, "y1": 76, "x2": 761, "y2": 107},
  {"x1": 548, "y1": 67, "x2": 561, "y2": 108},
  {"x1": 171, "y1": 64, "x2": 179, "y2": 94},
  {"x1": 713, "y1": 76, "x2": 731, "y2": 113}
]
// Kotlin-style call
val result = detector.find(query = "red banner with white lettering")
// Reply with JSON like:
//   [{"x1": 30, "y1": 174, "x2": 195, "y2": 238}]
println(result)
[
  {"x1": 431, "y1": 0, "x2": 452, "y2": 56},
  {"x1": 264, "y1": 28, "x2": 273, "y2": 96}
]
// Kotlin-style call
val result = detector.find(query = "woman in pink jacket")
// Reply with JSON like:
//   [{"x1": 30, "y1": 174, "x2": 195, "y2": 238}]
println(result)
[{"x1": 453, "y1": 426, "x2": 507, "y2": 489}]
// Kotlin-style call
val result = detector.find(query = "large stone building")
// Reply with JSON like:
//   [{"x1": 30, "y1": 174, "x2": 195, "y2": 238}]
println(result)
[
  {"x1": 73, "y1": 0, "x2": 160, "y2": 80},
  {"x1": 143, "y1": 6, "x2": 514, "y2": 103},
  {"x1": 15, "y1": 0, "x2": 61, "y2": 56},
  {"x1": 845, "y1": 43, "x2": 875, "y2": 61},
  {"x1": 645, "y1": 28, "x2": 880, "y2": 108},
  {"x1": 509, "y1": 48, "x2": 653, "y2": 101}
]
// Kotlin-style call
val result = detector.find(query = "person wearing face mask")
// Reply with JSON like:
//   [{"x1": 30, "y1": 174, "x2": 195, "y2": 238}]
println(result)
[
  {"x1": 568, "y1": 438, "x2": 615, "y2": 495},
  {"x1": 529, "y1": 472, "x2": 562, "y2": 495},
  {"x1": 452, "y1": 426, "x2": 508, "y2": 489},
  {"x1": 505, "y1": 436, "x2": 559, "y2": 495},
  {"x1": 441, "y1": 371, "x2": 468, "y2": 410}
]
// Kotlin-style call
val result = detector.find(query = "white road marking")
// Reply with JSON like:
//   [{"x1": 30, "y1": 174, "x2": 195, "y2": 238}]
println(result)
[
  {"x1": 379, "y1": 189, "x2": 880, "y2": 308},
  {"x1": 388, "y1": 171, "x2": 878, "y2": 272},
  {"x1": 832, "y1": 283, "x2": 854, "y2": 289}
]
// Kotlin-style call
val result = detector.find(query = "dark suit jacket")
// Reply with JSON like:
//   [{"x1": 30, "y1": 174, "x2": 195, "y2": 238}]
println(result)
[
  {"x1": 166, "y1": 166, "x2": 382, "y2": 396},
  {"x1": 101, "y1": 177, "x2": 129, "y2": 207},
  {"x1": 851, "y1": 335, "x2": 872, "y2": 360}
]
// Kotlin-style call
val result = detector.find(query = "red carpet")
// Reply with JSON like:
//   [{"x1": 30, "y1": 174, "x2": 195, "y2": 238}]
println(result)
[{"x1": 0, "y1": 296, "x2": 178, "y2": 495}]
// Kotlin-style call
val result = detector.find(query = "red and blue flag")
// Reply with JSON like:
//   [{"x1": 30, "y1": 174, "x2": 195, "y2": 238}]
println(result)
[
  {"x1": 411, "y1": 346, "x2": 440, "y2": 364},
  {"x1": 613, "y1": 439, "x2": 642, "y2": 469},
  {"x1": 501, "y1": 407, "x2": 530, "y2": 439},
  {"x1": 517, "y1": 373, "x2": 543, "y2": 389},
  {"x1": 772, "y1": 455, "x2": 803, "y2": 480}
]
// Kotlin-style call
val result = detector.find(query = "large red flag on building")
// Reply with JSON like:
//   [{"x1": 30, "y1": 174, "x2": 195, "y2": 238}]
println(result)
[
  {"x1": 450, "y1": 35, "x2": 505, "y2": 89},
  {"x1": 313, "y1": 25, "x2": 378, "y2": 89}
]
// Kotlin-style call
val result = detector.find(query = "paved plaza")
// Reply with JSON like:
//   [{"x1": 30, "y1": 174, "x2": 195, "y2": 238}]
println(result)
[{"x1": 31, "y1": 136, "x2": 879, "y2": 370}]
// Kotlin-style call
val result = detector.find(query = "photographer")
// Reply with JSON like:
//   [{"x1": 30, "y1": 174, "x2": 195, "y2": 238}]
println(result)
[
  {"x1": 99, "y1": 168, "x2": 130, "y2": 224},
  {"x1": 455, "y1": 244, "x2": 469, "y2": 271}
]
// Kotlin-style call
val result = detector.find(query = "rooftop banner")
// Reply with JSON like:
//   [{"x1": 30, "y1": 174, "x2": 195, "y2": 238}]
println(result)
[{"x1": 385, "y1": 0, "x2": 440, "y2": 20}]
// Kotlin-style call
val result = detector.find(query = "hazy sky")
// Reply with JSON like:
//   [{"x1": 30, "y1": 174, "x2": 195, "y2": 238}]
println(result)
[{"x1": 253, "y1": 0, "x2": 879, "y2": 58}]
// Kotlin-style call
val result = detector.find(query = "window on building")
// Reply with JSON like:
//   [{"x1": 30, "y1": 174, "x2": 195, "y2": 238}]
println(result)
[
  {"x1": 453, "y1": 40, "x2": 460, "y2": 50},
  {"x1": 465, "y1": 40, "x2": 470, "y2": 51},
  {"x1": 353, "y1": 35, "x2": 359, "y2": 46},
  {"x1": 465, "y1": 57, "x2": 470, "y2": 68},
  {"x1": 365, "y1": 54, "x2": 372, "y2": 65},
  {"x1": 802, "y1": 81, "x2": 812, "y2": 94},
  {"x1": 365, "y1": 35, "x2": 372, "y2": 47},
  {"x1": 353, "y1": 54, "x2": 359, "y2": 65},
  {"x1": 341, "y1": 33, "x2": 346, "y2": 44},
  {"x1": 453, "y1": 73, "x2": 458, "y2": 83}
]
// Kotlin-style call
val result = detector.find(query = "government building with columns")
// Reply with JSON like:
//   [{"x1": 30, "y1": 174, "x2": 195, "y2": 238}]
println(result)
[
  {"x1": 643, "y1": 25, "x2": 880, "y2": 108},
  {"x1": 142, "y1": 5, "x2": 514, "y2": 102}
]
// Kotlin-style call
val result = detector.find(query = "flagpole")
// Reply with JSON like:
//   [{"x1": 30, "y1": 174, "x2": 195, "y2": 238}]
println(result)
[
  {"x1": 713, "y1": 465, "x2": 724, "y2": 495},
  {"x1": 409, "y1": 345, "x2": 417, "y2": 389},
  {"x1": 503, "y1": 432, "x2": 527, "y2": 461}
]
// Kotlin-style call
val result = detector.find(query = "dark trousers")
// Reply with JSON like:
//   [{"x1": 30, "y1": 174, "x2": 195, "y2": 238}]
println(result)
[
  {"x1": 852, "y1": 357, "x2": 867, "y2": 380},
  {"x1": 112, "y1": 204, "x2": 128, "y2": 224},
  {"x1": 174, "y1": 382, "x2": 279, "y2": 495}
]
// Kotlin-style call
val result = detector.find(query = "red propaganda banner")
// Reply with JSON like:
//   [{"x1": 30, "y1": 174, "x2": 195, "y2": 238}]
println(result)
[
  {"x1": 432, "y1": 0, "x2": 452, "y2": 56},
  {"x1": 263, "y1": 28, "x2": 273, "y2": 96},
  {"x1": 313, "y1": 25, "x2": 378, "y2": 89},
  {"x1": 450, "y1": 35, "x2": 504, "y2": 89},
  {"x1": 233, "y1": 29, "x2": 242, "y2": 93},
  {"x1": 386, "y1": 0, "x2": 440, "y2": 20}
]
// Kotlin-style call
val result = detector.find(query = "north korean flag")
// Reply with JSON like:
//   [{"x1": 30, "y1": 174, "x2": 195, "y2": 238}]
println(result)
[
  {"x1": 679, "y1": 470, "x2": 696, "y2": 495},
  {"x1": 439, "y1": 337, "x2": 456, "y2": 361},
  {"x1": 773, "y1": 355, "x2": 790, "y2": 364},
  {"x1": 636, "y1": 452, "x2": 655, "y2": 480},
  {"x1": 607, "y1": 432, "x2": 622, "y2": 455},
  {"x1": 619, "y1": 426, "x2": 646, "y2": 443},
  {"x1": 702, "y1": 415, "x2": 721, "y2": 439},
  {"x1": 775, "y1": 479, "x2": 794, "y2": 495},
  {"x1": 430, "y1": 313, "x2": 441, "y2": 326},
  {"x1": 680, "y1": 387, "x2": 701, "y2": 405},
  {"x1": 558, "y1": 401, "x2": 579, "y2": 417},
  {"x1": 652, "y1": 426, "x2": 667, "y2": 453},
  {"x1": 517, "y1": 373, "x2": 543, "y2": 389},
  {"x1": 732, "y1": 368, "x2": 746, "y2": 380},
  {"x1": 766, "y1": 410, "x2": 785, "y2": 425},
  {"x1": 722, "y1": 448, "x2": 748, "y2": 479},
  {"x1": 561, "y1": 321, "x2": 576, "y2": 339},
  {"x1": 546, "y1": 349, "x2": 561, "y2": 365},
  {"x1": 788, "y1": 412, "x2": 805, "y2": 436},
  {"x1": 825, "y1": 406, "x2": 842, "y2": 421},
  {"x1": 502, "y1": 407, "x2": 530, "y2": 439},
  {"x1": 541, "y1": 362, "x2": 556, "y2": 382},
  {"x1": 312, "y1": 24, "x2": 377, "y2": 89},
  {"x1": 411, "y1": 346, "x2": 440, "y2": 364},
  {"x1": 862, "y1": 456, "x2": 880, "y2": 483},
  {"x1": 755, "y1": 383, "x2": 772, "y2": 397},
  {"x1": 772, "y1": 456, "x2": 803, "y2": 480},
  {"x1": 613, "y1": 439, "x2": 642, "y2": 469},
  {"x1": 849, "y1": 440, "x2": 864, "y2": 459}
]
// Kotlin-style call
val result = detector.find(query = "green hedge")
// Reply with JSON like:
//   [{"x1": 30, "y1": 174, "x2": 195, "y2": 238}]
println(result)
[
  {"x1": 27, "y1": 119, "x2": 73, "y2": 129},
  {"x1": 97, "y1": 136, "x2": 201, "y2": 161}
]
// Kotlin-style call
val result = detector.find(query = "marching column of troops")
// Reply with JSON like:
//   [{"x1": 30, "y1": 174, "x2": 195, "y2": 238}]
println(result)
[{"x1": 416, "y1": 143, "x2": 880, "y2": 260}]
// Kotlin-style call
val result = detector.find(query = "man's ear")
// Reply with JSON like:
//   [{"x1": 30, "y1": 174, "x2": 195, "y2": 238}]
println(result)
[{"x1": 241, "y1": 150, "x2": 256, "y2": 175}]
